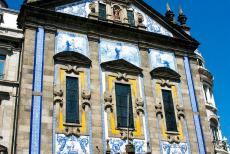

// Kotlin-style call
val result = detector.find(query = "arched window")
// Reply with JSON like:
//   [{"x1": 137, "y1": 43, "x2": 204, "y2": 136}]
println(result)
[{"x1": 210, "y1": 119, "x2": 219, "y2": 141}]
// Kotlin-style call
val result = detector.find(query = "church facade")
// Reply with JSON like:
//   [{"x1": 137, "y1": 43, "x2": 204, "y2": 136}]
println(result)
[{"x1": 0, "y1": 0, "x2": 229, "y2": 153}]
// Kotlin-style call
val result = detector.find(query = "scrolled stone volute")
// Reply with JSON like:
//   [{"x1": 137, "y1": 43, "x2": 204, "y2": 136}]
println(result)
[
  {"x1": 136, "y1": 97, "x2": 144, "y2": 115},
  {"x1": 53, "y1": 89, "x2": 63, "y2": 106},
  {"x1": 120, "y1": 130, "x2": 133, "y2": 141},
  {"x1": 104, "y1": 91, "x2": 113, "y2": 112},
  {"x1": 89, "y1": 2, "x2": 96, "y2": 14},
  {"x1": 116, "y1": 72, "x2": 128, "y2": 81},
  {"x1": 155, "y1": 102, "x2": 163, "y2": 118},
  {"x1": 65, "y1": 64, "x2": 79, "y2": 74},
  {"x1": 176, "y1": 104, "x2": 185, "y2": 119},
  {"x1": 81, "y1": 89, "x2": 91, "y2": 111}
]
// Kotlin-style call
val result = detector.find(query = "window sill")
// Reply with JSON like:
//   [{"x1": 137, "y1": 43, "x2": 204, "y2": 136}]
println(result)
[
  {"x1": 116, "y1": 127, "x2": 135, "y2": 131},
  {"x1": 165, "y1": 131, "x2": 179, "y2": 135},
  {"x1": 63, "y1": 123, "x2": 82, "y2": 128}
]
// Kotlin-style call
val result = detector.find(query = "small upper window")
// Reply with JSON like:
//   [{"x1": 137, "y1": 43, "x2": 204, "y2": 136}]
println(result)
[
  {"x1": 127, "y1": 10, "x2": 135, "y2": 26},
  {"x1": 99, "y1": 3, "x2": 106, "y2": 20},
  {"x1": 66, "y1": 76, "x2": 80, "y2": 124},
  {"x1": 0, "y1": 55, "x2": 6, "y2": 80},
  {"x1": 115, "y1": 83, "x2": 134, "y2": 129},
  {"x1": 210, "y1": 120, "x2": 219, "y2": 141},
  {"x1": 162, "y1": 89, "x2": 178, "y2": 132}
]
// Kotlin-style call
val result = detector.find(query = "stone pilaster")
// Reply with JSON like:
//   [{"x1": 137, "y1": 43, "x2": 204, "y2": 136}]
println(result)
[
  {"x1": 88, "y1": 35, "x2": 103, "y2": 153},
  {"x1": 40, "y1": 29, "x2": 55, "y2": 154},
  {"x1": 189, "y1": 59, "x2": 214, "y2": 153},
  {"x1": 140, "y1": 47, "x2": 160, "y2": 154},
  {"x1": 16, "y1": 28, "x2": 36, "y2": 153}
]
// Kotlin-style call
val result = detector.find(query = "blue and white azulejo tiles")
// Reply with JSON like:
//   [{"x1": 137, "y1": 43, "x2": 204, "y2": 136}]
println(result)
[
  {"x1": 100, "y1": 39, "x2": 140, "y2": 67},
  {"x1": 161, "y1": 141, "x2": 189, "y2": 154},
  {"x1": 55, "y1": 31, "x2": 89, "y2": 56},
  {"x1": 56, "y1": 134, "x2": 90, "y2": 154}
]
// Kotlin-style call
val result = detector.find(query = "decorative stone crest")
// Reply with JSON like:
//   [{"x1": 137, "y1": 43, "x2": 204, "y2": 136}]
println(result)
[
  {"x1": 135, "y1": 97, "x2": 144, "y2": 115},
  {"x1": 54, "y1": 89, "x2": 63, "y2": 106},
  {"x1": 155, "y1": 102, "x2": 163, "y2": 118},
  {"x1": 116, "y1": 72, "x2": 128, "y2": 81},
  {"x1": 65, "y1": 64, "x2": 79, "y2": 74},
  {"x1": 120, "y1": 130, "x2": 133, "y2": 140},
  {"x1": 159, "y1": 79, "x2": 172, "y2": 87},
  {"x1": 113, "y1": 5, "x2": 121, "y2": 21},
  {"x1": 89, "y1": 2, "x2": 96, "y2": 14},
  {"x1": 64, "y1": 126, "x2": 81, "y2": 137},
  {"x1": 104, "y1": 91, "x2": 113, "y2": 112},
  {"x1": 176, "y1": 105, "x2": 185, "y2": 119},
  {"x1": 137, "y1": 12, "x2": 144, "y2": 25},
  {"x1": 81, "y1": 89, "x2": 91, "y2": 111},
  {"x1": 167, "y1": 135, "x2": 180, "y2": 144}
]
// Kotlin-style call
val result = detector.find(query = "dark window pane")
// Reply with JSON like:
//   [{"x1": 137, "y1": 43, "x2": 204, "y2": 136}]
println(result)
[
  {"x1": 99, "y1": 3, "x2": 106, "y2": 20},
  {"x1": 115, "y1": 83, "x2": 134, "y2": 128},
  {"x1": 127, "y1": 10, "x2": 135, "y2": 26},
  {"x1": 66, "y1": 76, "x2": 79, "y2": 124},
  {"x1": 162, "y1": 90, "x2": 178, "y2": 132},
  {"x1": 0, "y1": 55, "x2": 6, "y2": 80}
]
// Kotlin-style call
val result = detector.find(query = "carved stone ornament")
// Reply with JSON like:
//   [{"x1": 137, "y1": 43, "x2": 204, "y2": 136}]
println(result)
[
  {"x1": 120, "y1": 130, "x2": 134, "y2": 140},
  {"x1": 137, "y1": 12, "x2": 144, "y2": 25},
  {"x1": 155, "y1": 102, "x2": 163, "y2": 118},
  {"x1": 176, "y1": 105, "x2": 185, "y2": 119},
  {"x1": 116, "y1": 72, "x2": 128, "y2": 81},
  {"x1": 113, "y1": 5, "x2": 121, "y2": 21},
  {"x1": 64, "y1": 126, "x2": 81, "y2": 137},
  {"x1": 106, "y1": 139, "x2": 111, "y2": 154},
  {"x1": 159, "y1": 79, "x2": 172, "y2": 87},
  {"x1": 136, "y1": 97, "x2": 144, "y2": 115},
  {"x1": 81, "y1": 89, "x2": 91, "y2": 111},
  {"x1": 167, "y1": 135, "x2": 180, "y2": 144},
  {"x1": 104, "y1": 91, "x2": 113, "y2": 112},
  {"x1": 89, "y1": 2, "x2": 96, "y2": 14},
  {"x1": 65, "y1": 64, "x2": 79, "y2": 74},
  {"x1": 53, "y1": 90, "x2": 63, "y2": 106}
]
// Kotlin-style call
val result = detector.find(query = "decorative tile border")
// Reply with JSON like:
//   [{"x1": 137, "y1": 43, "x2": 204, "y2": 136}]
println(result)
[
  {"x1": 184, "y1": 57, "x2": 206, "y2": 154},
  {"x1": 161, "y1": 141, "x2": 189, "y2": 154},
  {"x1": 29, "y1": 27, "x2": 45, "y2": 154}
]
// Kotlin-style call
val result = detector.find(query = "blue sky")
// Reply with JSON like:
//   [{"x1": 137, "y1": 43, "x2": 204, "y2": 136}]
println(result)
[{"x1": 7, "y1": 0, "x2": 230, "y2": 143}]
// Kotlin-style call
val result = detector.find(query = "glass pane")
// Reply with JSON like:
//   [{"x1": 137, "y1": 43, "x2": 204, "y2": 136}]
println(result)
[
  {"x1": 0, "y1": 61, "x2": 5, "y2": 80},
  {"x1": 0, "y1": 55, "x2": 6, "y2": 60},
  {"x1": 127, "y1": 11, "x2": 135, "y2": 26},
  {"x1": 115, "y1": 83, "x2": 134, "y2": 128},
  {"x1": 162, "y1": 89, "x2": 178, "y2": 132},
  {"x1": 66, "y1": 76, "x2": 79, "y2": 124},
  {"x1": 99, "y1": 3, "x2": 106, "y2": 20}
]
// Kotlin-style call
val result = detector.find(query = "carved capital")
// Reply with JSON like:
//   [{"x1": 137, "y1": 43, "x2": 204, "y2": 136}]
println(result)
[
  {"x1": 116, "y1": 72, "x2": 128, "y2": 81},
  {"x1": 167, "y1": 135, "x2": 180, "y2": 144},
  {"x1": 155, "y1": 102, "x2": 163, "y2": 118},
  {"x1": 176, "y1": 105, "x2": 185, "y2": 119},
  {"x1": 65, "y1": 64, "x2": 79, "y2": 74},
  {"x1": 53, "y1": 89, "x2": 63, "y2": 106},
  {"x1": 136, "y1": 97, "x2": 144, "y2": 115},
  {"x1": 81, "y1": 89, "x2": 91, "y2": 111},
  {"x1": 104, "y1": 91, "x2": 113, "y2": 112}
]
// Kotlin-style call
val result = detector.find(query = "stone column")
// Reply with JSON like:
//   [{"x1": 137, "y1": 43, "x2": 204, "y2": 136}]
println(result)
[
  {"x1": 140, "y1": 47, "x2": 160, "y2": 154},
  {"x1": 16, "y1": 27, "x2": 36, "y2": 153},
  {"x1": 88, "y1": 35, "x2": 103, "y2": 153},
  {"x1": 40, "y1": 28, "x2": 56, "y2": 153}
]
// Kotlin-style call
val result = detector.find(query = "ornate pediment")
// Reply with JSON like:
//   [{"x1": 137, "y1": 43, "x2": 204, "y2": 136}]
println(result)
[
  {"x1": 101, "y1": 59, "x2": 142, "y2": 75},
  {"x1": 150, "y1": 67, "x2": 180, "y2": 82},
  {"x1": 53, "y1": 51, "x2": 91, "y2": 66}
]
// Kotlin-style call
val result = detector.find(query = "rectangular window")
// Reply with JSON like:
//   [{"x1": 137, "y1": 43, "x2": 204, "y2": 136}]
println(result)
[
  {"x1": 0, "y1": 55, "x2": 6, "y2": 80},
  {"x1": 115, "y1": 83, "x2": 134, "y2": 128},
  {"x1": 99, "y1": 3, "x2": 106, "y2": 20},
  {"x1": 66, "y1": 76, "x2": 79, "y2": 124},
  {"x1": 127, "y1": 10, "x2": 135, "y2": 26},
  {"x1": 162, "y1": 89, "x2": 178, "y2": 132}
]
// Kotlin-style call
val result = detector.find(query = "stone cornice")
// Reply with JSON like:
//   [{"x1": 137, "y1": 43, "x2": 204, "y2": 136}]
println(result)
[{"x1": 150, "y1": 67, "x2": 181, "y2": 82}]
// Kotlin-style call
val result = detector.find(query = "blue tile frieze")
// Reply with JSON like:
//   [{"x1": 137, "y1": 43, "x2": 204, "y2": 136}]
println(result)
[
  {"x1": 108, "y1": 138, "x2": 147, "y2": 154},
  {"x1": 100, "y1": 38, "x2": 140, "y2": 67},
  {"x1": 56, "y1": 134, "x2": 90, "y2": 154},
  {"x1": 55, "y1": 31, "x2": 89, "y2": 56},
  {"x1": 161, "y1": 141, "x2": 189, "y2": 154}
]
